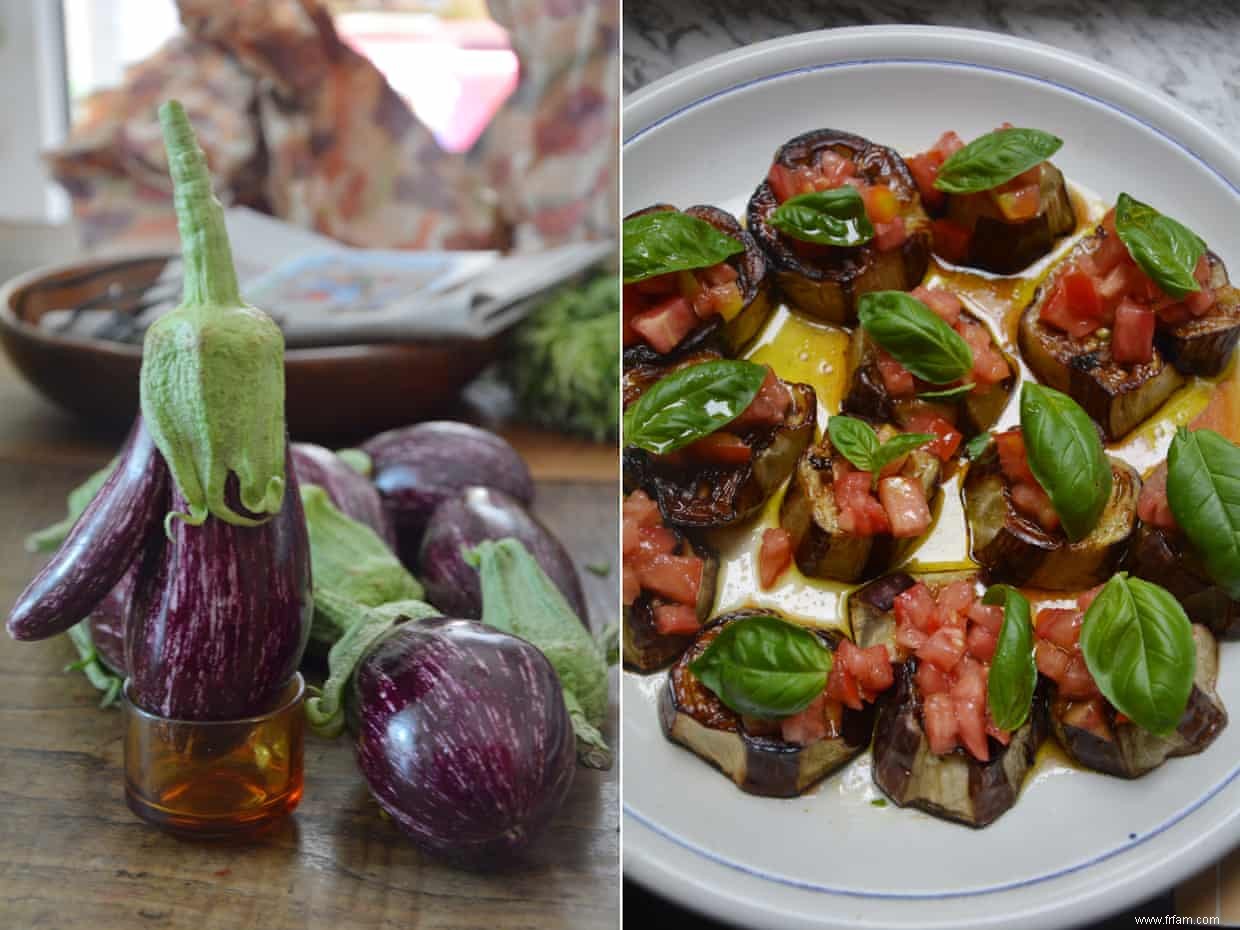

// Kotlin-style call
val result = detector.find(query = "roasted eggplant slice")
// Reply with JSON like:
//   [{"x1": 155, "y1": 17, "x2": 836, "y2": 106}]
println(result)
[
  {"x1": 1128, "y1": 522, "x2": 1240, "y2": 639},
  {"x1": 659, "y1": 609, "x2": 876, "y2": 797},
  {"x1": 1049, "y1": 624, "x2": 1227, "y2": 778},
  {"x1": 963, "y1": 455, "x2": 1139, "y2": 591},
  {"x1": 623, "y1": 537, "x2": 719, "y2": 672},
  {"x1": 746, "y1": 130, "x2": 932, "y2": 324},
  {"x1": 625, "y1": 381, "x2": 816, "y2": 529},
  {"x1": 623, "y1": 203, "x2": 773, "y2": 366},
  {"x1": 1160, "y1": 252, "x2": 1240, "y2": 376},
  {"x1": 780, "y1": 432, "x2": 942, "y2": 583},
  {"x1": 943, "y1": 162, "x2": 1076, "y2": 274}
]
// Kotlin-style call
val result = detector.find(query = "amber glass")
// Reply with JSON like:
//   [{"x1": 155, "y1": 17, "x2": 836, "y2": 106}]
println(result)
[{"x1": 122, "y1": 674, "x2": 305, "y2": 836}]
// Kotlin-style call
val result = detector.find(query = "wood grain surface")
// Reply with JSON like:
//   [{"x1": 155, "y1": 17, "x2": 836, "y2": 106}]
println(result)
[{"x1": 0, "y1": 354, "x2": 619, "y2": 930}]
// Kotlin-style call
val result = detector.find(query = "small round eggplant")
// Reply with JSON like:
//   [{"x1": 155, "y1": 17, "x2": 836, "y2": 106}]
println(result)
[
  {"x1": 624, "y1": 381, "x2": 816, "y2": 529},
  {"x1": 942, "y1": 161, "x2": 1076, "y2": 274},
  {"x1": 291, "y1": 442, "x2": 394, "y2": 548},
  {"x1": 362, "y1": 422, "x2": 534, "y2": 566},
  {"x1": 418, "y1": 487, "x2": 587, "y2": 624},
  {"x1": 1128, "y1": 521, "x2": 1240, "y2": 639},
  {"x1": 623, "y1": 204, "x2": 773, "y2": 366},
  {"x1": 352, "y1": 617, "x2": 575, "y2": 867},
  {"x1": 779, "y1": 431, "x2": 942, "y2": 583},
  {"x1": 843, "y1": 307, "x2": 1016, "y2": 440},
  {"x1": 659, "y1": 609, "x2": 876, "y2": 797},
  {"x1": 963, "y1": 455, "x2": 1140, "y2": 591},
  {"x1": 623, "y1": 533, "x2": 718, "y2": 672},
  {"x1": 1049, "y1": 624, "x2": 1227, "y2": 778},
  {"x1": 746, "y1": 129, "x2": 932, "y2": 324}
]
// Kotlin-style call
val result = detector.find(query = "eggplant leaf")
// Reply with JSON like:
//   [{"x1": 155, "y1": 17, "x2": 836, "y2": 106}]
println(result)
[
  {"x1": 934, "y1": 127, "x2": 1063, "y2": 194},
  {"x1": 768, "y1": 187, "x2": 875, "y2": 247},
  {"x1": 1080, "y1": 574, "x2": 1195, "y2": 737},
  {"x1": 623, "y1": 211, "x2": 744, "y2": 284},
  {"x1": 1167, "y1": 427, "x2": 1240, "y2": 599},
  {"x1": 1114, "y1": 193, "x2": 1206, "y2": 300},
  {"x1": 858, "y1": 291, "x2": 973, "y2": 384},
  {"x1": 623, "y1": 359, "x2": 768, "y2": 455},
  {"x1": 982, "y1": 585, "x2": 1035, "y2": 731}
]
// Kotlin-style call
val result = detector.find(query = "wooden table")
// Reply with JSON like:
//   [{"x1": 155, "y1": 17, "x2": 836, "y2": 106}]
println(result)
[{"x1": 0, "y1": 349, "x2": 619, "y2": 930}]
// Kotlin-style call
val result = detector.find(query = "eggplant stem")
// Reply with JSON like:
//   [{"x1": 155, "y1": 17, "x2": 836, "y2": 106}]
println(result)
[{"x1": 563, "y1": 690, "x2": 612, "y2": 770}]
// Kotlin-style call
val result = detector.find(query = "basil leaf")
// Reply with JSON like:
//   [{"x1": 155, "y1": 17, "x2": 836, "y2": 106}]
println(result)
[
  {"x1": 622, "y1": 211, "x2": 745, "y2": 284},
  {"x1": 1080, "y1": 574, "x2": 1195, "y2": 737},
  {"x1": 857, "y1": 291, "x2": 973, "y2": 385},
  {"x1": 1114, "y1": 193, "x2": 1206, "y2": 300},
  {"x1": 934, "y1": 127, "x2": 1063, "y2": 194},
  {"x1": 870, "y1": 432, "x2": 935, "y2": 475},
  {"x1": 690, "y1": 615, "x2": 832, "y2": 718},
  {"x1": 982, "y1": 585, "x2": 1035, "y2": 731},
  {"x1": 964, "y1": 431, "x2": 995, "y2": 462},
  {"x1": 918, "y1": 383, "x2": 975, "y2": 401},
  {"x1": 1019, "y1": 383, "x2": 1111, "y2": 542},
  {"x1": 623, "y1": 360, "x2": 767, "y2": 455},
  {"x1": 827, "y1": 415, "x2": 880, "y2": 472},
  {"x1": 768, "y1": 187, "x2": 875, "y2": 247},
  {"x1": 1167, "y1": 427, "x2": 1240, "y2": 598}
]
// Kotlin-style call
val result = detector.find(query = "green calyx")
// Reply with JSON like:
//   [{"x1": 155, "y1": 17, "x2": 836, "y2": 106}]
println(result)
[{"x1": 140, "y1": 99, "x2": 287, "y2": 528}]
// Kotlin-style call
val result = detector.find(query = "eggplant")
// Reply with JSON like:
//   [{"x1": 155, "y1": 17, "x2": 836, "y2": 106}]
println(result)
[
  {"x1": 624, "y1": 381, "x2": 816, "y2": 529},
  {"x1": 660, "y1": 609, "x2": 876, "y2": 797},
  {"x1": 1128, "y1": 521, "x2": 1240, "y2": 639},
  {"x1": 963, "y1": 455, "x2": 1140, "y2": 591},
  {"x1": 290, "y1": 442, "x2": 393, "y2": 548},
  {"x1": 126, "y1": 446, "x2": 313, "y2": 720},
  {"x1": 843, "y1": 309, "x2": 1016, "y2": 439},
  {"x1": 1049, "y1": 624, "x2": 1227, "y2": 778},
  {"x1": 746, "y1": 129, "x2": 932, "y2": 324},
  {"x1": 779, "y1": 430, "x2": 942, "y2": 583},
  {"x1": 623, "y1": 204, "x2": 773, "y2": 366},
  {"x1": 1160, "y1": 253, "x2": 1240, "y2": 376},
  {"x1": 623, "y1": 533, "x2": 718, "y2": 672},
  {"x1": 7, "y1": 417, "x2": 168, "y2": 642},
  {"x1": 419, "y1": 486, "x2": 587, "y2": 623},
  {"x1": 88, "y1": 564, "x2": 135, "y2": 677},
  {"x1": 362, "y1": 421, "x2": 535, "y2": 567},
  {"x1": 352, "y1": 617, "x2": 576, "y2": 867},
  {"x1": 941, "y1": 162, "x2": 1075, "y2": 274}
]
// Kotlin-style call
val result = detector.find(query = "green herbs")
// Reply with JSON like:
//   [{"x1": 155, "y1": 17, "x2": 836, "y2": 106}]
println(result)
[
  {"x1": 623, "y1": 211, "x2": 745, "y2": 284},
  {"x1": 828, "y1": 416, "x2": 933, "y2": 483},
  {"x1": 1114, "y1": 193, "x2": 1206, "y2": 300},
  {"x1": 934, "y1": 127, "x2": 1063, "y2": 194},
  {"x1": 141, "y1": 100, "x2": 287, "y2": 528},
  {"x1": 505, "y1": 273, "x2": 620, "y2": 442},
  {"x1": 981, "y1": 585, "x2": 1036, "y2": 731},
  {"x1": 1019, "y1": 383, "x2": 1111, "y2": 541},
  {"x1": 917, "y1": 383, "x2": 975, "y2": 402},
  {"x1": 768, "y1": 187, "x2": 875, "y2": 247},
  {"x1": 1166, "y1": 427, "x2": 1240, "y2": 598},
  {"x1": 964, "y1": 431, "x2": 995, "y2": 462},
  {"x1": 623, "y1": 359, "x2": 768, "y2": 455},
  {"x1": 1080, "y1": 574, "x2": 1196, "y2": 736},
  {"x1": 690, "y1": 615, "x2": 832, "y2": 718},
  {"x1": 857, "y1": 291, "x2": 973, "y2": 384}
]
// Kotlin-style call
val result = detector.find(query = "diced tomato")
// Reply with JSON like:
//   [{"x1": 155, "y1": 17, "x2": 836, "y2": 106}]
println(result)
[
  {"x1": 1138, "y1": 466, "x2": 1178, "y2": 530},
  {"x1": 698, "y1": 261, "x2": 739, "y2": 286},
  {"x1": 632, "y1": 273, "x2": 679, "y2": 297},
  {"x1": 683, "y1": 432, "x2": 752, "y2": 465},
  {"x1": 967, "y1": 624, "x2": 998, "y2": 663},
  {"x1": 1011, "y1": 481, "x2": 1061, "y2": 532},
  {"x1": 1036, "y1": 607, "x2": 1082, "y2": 650},
  {"x1": 896, "y1": 623, "x2": 928, "y2": 652},
  {"x1": 692, "y1": 282, "x2": 744, "y2": 320},
  {"x1": 918, "y1": 625, "x2": 966, "y2": 672},
  {"x1": 653, "y1": 604, "x2": 701, "y2": 635},
  {"x1": 1185, "y1": 286, "x2": 1216, "y2": 316},
  {"x1": 758, "y1": 528, "x2": 794, "y2": 589},
  {"x1": 1060, "y1": 654, "x2": 1101, "y2": 700},
  {"x1": 876, "y1": 350, "x2": 916, "y2": 397},
  {"x1": 767, "y1": 163, "x2": 800, "y2": 203},
  {"x1": 624, "y1": 490, "x2": 662, "y2": 528},
  {"x1": 904, "y1": 411, "x2": 963, "y2": 462},
  {"x1": 878, "y1": 476, "x2": 932, "y2": 538},
  {"x1": 825, "y1": 655, "x2": 863, "y2": 711},
  {"x1": 924, "y1": 692, "x2": 959, "y2": 755},
  {"x1": 931, "y1": 218, "x2": 971, "y2": 263},
  {"x1": 835, "y1": 472, "x2": 891, "y2": 537},
  {"x1": 992, "y1": 182, "x2": 1041, "y2": 221},
  {"x1": 895, "y1": 582, "x2": 937, "y2": 633},
  {"x1": 986, "y1": 720, "x2": 1012, "y2": 746},
  {"x1": 1035, "y1": 638, "x2": 1071, "y2": 681},
  {"x1": 851, "y1": 644, "x2": 895, "y2": 694},
  {"x1": 1085, "y1": 227, "x2": 1130, "y2": 277},
  {"x1": 995, "y1": 431, "x2": 1036, "y2": 485},
  {"x1": 874, "y1": 216, "x2": 907, "y2": 252},
  {"x1": 930, "y1": 131, "x2": 966, "y2": 160},
  {"x1": 936, "y1": 580, "x2": 977, "y2": 627},
  {"x1": 952, "y1": 659, "x2": 990, "y2": 761},
  {"x1": 916, "y1": 660, "x2": 952, "y2": 696},
  {"x1": 817, "y1": 149, "x2": 857, "y2": 187},
  {"x1": 1062, "y1": 269, "x2": 1107, "y2": 321},
  {"x1": 730, "y1": 368, "x2": 791, "y2": 430},
  {"x1": 1112, "y1": 299, "x2": 1155, "y2": 365},
  {"x1": 781, "y1": 691, "x2": 829, "y2": 746},
  {"x1": 956, "y1": 317, "x2": 1011, "y2": 387},
  {"x1": 911, "y1": 285, "x2": 963, "y2": 325},
  {"x1": 636, "y1": 525, "x2": 678, "y2": 562},
  {"x1": 862, "y1": 184, "x2": 900, "y2": 225},
  {"x1": 1040, "y1": 278, "x2": 1101, "y2": 338},
  {"x1": 622, "y1": 518, "x2": 639, "y2": 558},
  {"x1": 1077, "y1": 586, "x2": 1103, "y2": 611},
  {"x1": 907, "y1": 152, "x2": 945, "y2": 210},
  {"x1": 630, "y1": 296, "x2": 698, "y2": 354},
  {"x1": 967, "y1": 602, "x2": 1004, "y2": 634},
  {"x1": 622, "y1": 564, "x2": 641, "y2": 606},
  {"x1": 638, "y1": 554, "x2": 703, "y2": 605}
]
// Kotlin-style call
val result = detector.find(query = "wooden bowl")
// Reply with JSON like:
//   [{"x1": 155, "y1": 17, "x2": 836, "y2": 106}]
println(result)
[{"x1": 0, "y1": 254, "x2": 501, "y2": 442}]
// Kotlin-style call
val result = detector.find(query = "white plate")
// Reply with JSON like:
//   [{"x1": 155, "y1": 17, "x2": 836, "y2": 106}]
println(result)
[{"x1": 622, "y1": 26, "x2": 1240, "y2": 930}]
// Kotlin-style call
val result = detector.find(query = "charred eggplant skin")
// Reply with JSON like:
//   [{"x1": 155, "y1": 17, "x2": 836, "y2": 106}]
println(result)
[
  {"x1": 660, "y1": 609, "x2": 875, "y2": 798},
  {"x1": 623, "y1": 538, "x2": 719, "y2": 672},
  {"x1": 963, "y1": 456, "x2": 1140, "y2": 591},
  {"x1": 624, "y1": 382, "x2": 816, "y2": 529},
  {"x1": 1128, "y1": 522, "x2": 1240, "y2": 639},
  {"x1": 1161, "y1": 252, "x2": 1240, "y2": 377},
  {"x1": 746, "y1": 129, "x2": 932, "y2": 324},
  {"x1": 623, "y1": 203, "x2": 774, "y2": 366}
]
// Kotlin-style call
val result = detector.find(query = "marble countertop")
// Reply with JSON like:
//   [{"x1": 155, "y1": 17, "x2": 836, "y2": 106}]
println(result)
[{"x1": 623, "y1": 0, "x2": 1240, "y2": 142}]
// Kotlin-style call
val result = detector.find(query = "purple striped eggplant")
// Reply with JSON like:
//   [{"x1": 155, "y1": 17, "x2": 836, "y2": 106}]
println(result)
[
  {"x1": 290, "y1": 443, "x2": 394, "y2": 548},
  {"x1": 126, "y1": 448, "x2": 313, "y2": 720},
  {"x1": 419, "y1": 487, "x2": 587, "y2": 623},
  {"x1": 352, "y1": 617, "x2": 575, "y2": 868},
  {"x1": 361, "y1": 422, "x2": 534, "y2": 566},
  {"x1": 88, "y1": 563, "x2": 136, "y2": 676},
  {"x1": 7, "y1": 417, "x2": 167, "y2": 642}
]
